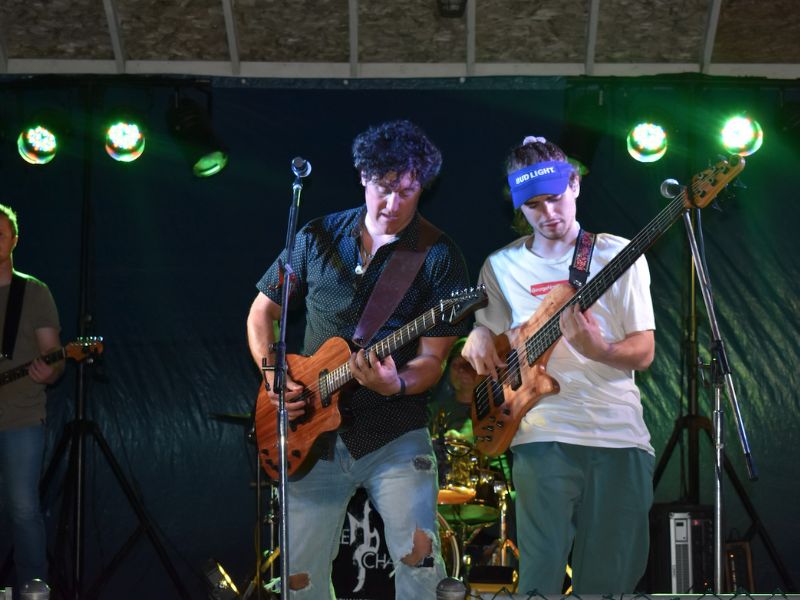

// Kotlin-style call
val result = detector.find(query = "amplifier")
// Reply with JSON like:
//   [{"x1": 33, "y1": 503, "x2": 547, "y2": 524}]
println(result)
[{"x1": 639, "y1": 503, "x2": 714, "y2": 593}]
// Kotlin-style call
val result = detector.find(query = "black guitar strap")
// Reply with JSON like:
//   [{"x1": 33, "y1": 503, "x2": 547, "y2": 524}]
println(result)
[{"x1": 2, "y1": 272, "x2": 28, "y2": 360}]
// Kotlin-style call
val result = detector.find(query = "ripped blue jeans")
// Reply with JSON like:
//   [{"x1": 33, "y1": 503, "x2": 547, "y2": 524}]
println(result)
[{"x1": 283, "y1": 428, "x2": 445, "y2": 598}]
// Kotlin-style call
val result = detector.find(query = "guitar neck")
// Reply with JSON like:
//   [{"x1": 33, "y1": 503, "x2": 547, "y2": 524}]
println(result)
[
  {"x1": 525, "y1": 192, "x2": 687, "y2": 362},
  {"x1": 325, "y1": 303, "x2": 447, "y2": 392},
  {"x1": 0, "y1": 347, "x2": 66, "y2": 386}
]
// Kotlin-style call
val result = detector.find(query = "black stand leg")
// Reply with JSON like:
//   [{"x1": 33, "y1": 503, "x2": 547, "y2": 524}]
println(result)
[
  {"x1": 35, "y1": 81, "x2": 192, "y2": 600},
  {"x1": 653, "y1": 414, "x2": 795, "y2": 591},
  {"x1": 651, "y1": 207, "x2": 794, "y2": 592},
  {"x1": 40, "y1": 411, "x2": 192, "y2": 600}
]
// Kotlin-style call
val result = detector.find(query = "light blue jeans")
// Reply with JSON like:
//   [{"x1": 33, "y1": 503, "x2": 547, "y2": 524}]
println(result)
[
  {"x1": 0, "y1": 424, "x2": 48, "y2": 588},
  {"x1": 284, "y1": 428, "x2": 445, "y2": 598},
  {"x1": 512, "y1": 441, "x2": 654, "y2": 594}
]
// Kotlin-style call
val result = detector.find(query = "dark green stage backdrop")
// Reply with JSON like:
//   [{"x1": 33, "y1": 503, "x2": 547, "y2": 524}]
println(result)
[{"x1": 1, "y1": 75, "x2": 798, "y2": 598}]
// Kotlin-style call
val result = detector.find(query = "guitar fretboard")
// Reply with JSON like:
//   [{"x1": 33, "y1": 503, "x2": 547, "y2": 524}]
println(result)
[
  {"x1": 324, "y1": 300, "x2": 455, "y2": 393},
  {"x1": 0, "y1": 348, "x2": 66, "y2": 386},
  {"x1": 523, "y1": 191, "x2": 688, "y2": 366}
]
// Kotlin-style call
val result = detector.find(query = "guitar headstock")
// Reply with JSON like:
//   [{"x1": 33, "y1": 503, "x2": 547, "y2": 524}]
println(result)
[
  {"x1": 441, "y1": 285, "x2": 488, "y2": 324},
  {"x1": 686, "y1": 155, "x2": 746, "y2": 209},
  {"x1": 65, "y1": 336, "x2": 104, "y2": 362}
]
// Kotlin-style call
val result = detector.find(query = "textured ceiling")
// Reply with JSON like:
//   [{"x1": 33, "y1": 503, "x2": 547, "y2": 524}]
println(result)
[{"x1": 0, "y1": 0, "x2": 799, "y2": 80}]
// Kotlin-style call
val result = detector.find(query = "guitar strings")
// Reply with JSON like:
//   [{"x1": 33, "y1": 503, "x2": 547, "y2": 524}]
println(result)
[{"x1": 269, "y1": 301, "x2": 453, "y2": 408}]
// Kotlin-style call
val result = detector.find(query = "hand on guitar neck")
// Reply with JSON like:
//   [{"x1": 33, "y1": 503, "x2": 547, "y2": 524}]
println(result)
[{"x1": 27, "y1": 351, "x2": 63, "y2": 385}]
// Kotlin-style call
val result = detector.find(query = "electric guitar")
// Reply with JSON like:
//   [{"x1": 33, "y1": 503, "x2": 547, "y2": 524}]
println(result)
[
  {"x1": 0, "y1": 337, "x2": 104, "y2": 387},
  {"x1": 471, "y1": 157, "x2": 746, "y2": 457},
  {"x1": 255, "y1": 286, "x2": 488, "y2": 481}
]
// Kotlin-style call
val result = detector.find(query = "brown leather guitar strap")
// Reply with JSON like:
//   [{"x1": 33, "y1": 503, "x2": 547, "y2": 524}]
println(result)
[
  {"x1": 351, "y1": 216, "x2": 442, "y2": 348},
  {"x1": 2, "y1": 272, "x2": 27, "y2": 360},
  {"x1": 569, "y1": 227, "x2": 596, "y2": 290}
]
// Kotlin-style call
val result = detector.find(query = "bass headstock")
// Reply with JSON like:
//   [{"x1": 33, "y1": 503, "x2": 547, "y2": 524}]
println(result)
[{"x1": 685, "y1": 155, "x2": 746, "y2": 209}]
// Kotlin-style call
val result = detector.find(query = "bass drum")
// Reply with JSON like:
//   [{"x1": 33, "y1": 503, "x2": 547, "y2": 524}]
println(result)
[{"x1": 333, "y1": 488, "x2": 460, "y2": 599}]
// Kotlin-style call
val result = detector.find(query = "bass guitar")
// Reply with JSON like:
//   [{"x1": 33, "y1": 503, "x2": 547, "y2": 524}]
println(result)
[
  {"x1": 0, "y1": 337, "x2": 104, "y2": 387},
  {"x1": 471, "y1": 157, "x2": 745, "y2": 457},
  {"x1": 255, "y1": 286, "x2": 488, "y2": 481}
]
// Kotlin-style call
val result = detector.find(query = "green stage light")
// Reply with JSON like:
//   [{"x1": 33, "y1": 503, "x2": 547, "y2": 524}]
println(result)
[
  {"x1": 167, "y1": 94, "x2": 228, "y2": 178},
  {"x1": 17, "y1": 125, "x2": 58, "y2": 165},
  {"x1": 626, "y1": 122, "x2": 667, "y2": 163},
  {"x1": 105, "y1": 121, "x2": 145, "y2": 162},
  {"x1": 192, "y1": 150, "x2": 228, "y2": 178},
  {"x1": 721, "y1": 115, "x2": 763, "y2": 156}
]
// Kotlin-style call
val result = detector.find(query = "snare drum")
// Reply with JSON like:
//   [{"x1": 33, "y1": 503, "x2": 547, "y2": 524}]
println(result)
[{"x1": 439, "y1": 465, "x2": 509, "y2": 524}]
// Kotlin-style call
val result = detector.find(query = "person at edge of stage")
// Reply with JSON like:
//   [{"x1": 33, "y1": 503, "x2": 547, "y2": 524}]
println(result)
[
  {"x1": 246, "y1": 119, "x2": 471, "y2": 598},
  {"x1": 0, "y1": 203, "x2": 64, "y2": 594},
  {"x1": 461, "y1": 135, "x2": 656, "y2": 593}
]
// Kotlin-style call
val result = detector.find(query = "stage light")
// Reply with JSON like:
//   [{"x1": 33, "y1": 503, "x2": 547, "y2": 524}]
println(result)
[
  {"x1": 17, "y1": 125, "x2": 58, "y2": 165},
  {"x1": 721, "y1": 115, "x2": 763, "y2": 156},
  {"x1": 205, "y1": 559, "x2": 240, "y2": 599},
  {"x1": 626, "y1": 122, "x2": 668, "y2": 163},
  {"x1": 167, "y1": 94, "x2": 228, "y2": 178},
  {"x1": 105, "y1": 121, "x2": 145, "y2": 162}
]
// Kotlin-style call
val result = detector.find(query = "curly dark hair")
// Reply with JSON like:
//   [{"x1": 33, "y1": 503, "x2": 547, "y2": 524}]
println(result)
[{"x1": 352, "y1": 120, "x2": 442, "y2": 188}]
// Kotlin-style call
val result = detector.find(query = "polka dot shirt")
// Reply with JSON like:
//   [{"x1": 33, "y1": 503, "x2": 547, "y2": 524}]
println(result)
[{"x1": 256, "y1": 206, "x2": 471, "y2": 459}]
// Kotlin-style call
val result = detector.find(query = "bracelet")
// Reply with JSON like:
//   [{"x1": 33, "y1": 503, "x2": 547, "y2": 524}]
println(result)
[{"x1": 388, "y1": 376, "x2": 406, "y2": 399}]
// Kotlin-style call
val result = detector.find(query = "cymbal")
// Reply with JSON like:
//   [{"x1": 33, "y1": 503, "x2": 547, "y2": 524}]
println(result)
[{"x1": 209, "y1": 412, "x2": 252, "y2": 424}]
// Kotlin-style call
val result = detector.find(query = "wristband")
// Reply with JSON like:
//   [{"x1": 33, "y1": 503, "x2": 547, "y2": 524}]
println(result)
[{"x1": 388, "y1": 376, "x2": 406, "y2": 399}]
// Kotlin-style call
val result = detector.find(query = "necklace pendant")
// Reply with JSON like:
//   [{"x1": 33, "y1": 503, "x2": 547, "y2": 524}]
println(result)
[{"x1": 354, "y1": 264, "x2": 365, "y2": 275}]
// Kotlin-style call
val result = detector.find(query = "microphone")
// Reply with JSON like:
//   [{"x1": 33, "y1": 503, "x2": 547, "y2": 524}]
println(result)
[
  {"x1": 660, "y1": 178, "x2": 683, "y2": 199},
  {"x1": 291, "y1": 156, "x2": 312, "y2": 178}
]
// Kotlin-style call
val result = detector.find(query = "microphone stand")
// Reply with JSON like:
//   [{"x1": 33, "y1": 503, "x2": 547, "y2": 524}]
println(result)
[
  {"x1": 262, "y1": 158, "x2": 310, "y2": 600},
  {"x1": 681, "y1": 206, "x2": 756, "y2": 593}
]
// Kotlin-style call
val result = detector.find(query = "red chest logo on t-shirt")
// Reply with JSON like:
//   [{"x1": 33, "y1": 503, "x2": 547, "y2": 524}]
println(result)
[{"x1": 530, "y1": 280, "x2": 568, "y2": 297}]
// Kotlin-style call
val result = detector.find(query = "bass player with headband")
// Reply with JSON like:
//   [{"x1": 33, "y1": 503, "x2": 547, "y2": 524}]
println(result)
[
  {"x1": 247, "y1": 120, "x2": 476, "y2": 598},
  {"x1": 461, "y1": 136, "x2": 657, "y2": 594}
]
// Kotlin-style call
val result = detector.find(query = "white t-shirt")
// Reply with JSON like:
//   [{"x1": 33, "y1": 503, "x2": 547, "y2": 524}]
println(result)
[{"x1": 475, "y1": 227, "x2": 656, "y2": 455}]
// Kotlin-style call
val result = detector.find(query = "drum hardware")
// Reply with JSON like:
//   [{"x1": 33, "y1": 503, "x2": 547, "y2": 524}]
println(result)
[
  {"x1": 435, "y1": 434, "x2": 479, "y2": 505},
  {"x1": 489, "y1": 487, "x2": 518, "y2": 568},
  {"x1": 468, "y1": 486, "x2": 519, "y2": 593}
]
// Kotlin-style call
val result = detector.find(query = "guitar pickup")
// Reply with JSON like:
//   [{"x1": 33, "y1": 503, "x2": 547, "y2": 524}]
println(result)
[
  {"x1": 318, "y1": 368, "x2": 332, "y2": 407},
  {"x1": 506, "y1": 349, "x2": 522, "y2": 391}
]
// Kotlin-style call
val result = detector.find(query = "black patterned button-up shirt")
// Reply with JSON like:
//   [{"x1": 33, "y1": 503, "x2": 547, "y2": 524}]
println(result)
[{"x1": 256, "y1": 206, "x2": 471, "y2": 459}]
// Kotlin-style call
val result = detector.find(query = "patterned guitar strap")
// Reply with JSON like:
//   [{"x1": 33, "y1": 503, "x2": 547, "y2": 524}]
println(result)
[{"x1": 569, "y1": 228, "x2": 596, "y2": 290}]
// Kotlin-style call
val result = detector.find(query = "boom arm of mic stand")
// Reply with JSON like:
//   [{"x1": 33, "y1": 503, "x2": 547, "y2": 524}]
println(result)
[
  {"x1": 683, "y1": 210, "x2": 756, "y2": 480},
  {"x1": 683, "y1": 208, "x2": 757, "y2": 594}
]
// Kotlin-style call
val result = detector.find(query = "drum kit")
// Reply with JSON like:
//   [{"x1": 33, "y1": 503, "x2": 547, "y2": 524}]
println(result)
[{"x1": 433, "y1": 423, "x2": 519, "y2": 590}]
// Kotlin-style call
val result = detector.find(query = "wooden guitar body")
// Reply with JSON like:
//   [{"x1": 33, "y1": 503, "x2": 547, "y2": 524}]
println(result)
[
  {"x1": 255, "y1": 336, "x2": 352, "y2": 481},
  {"x1": 471, "y1": 284, "x2": 573, "y2": 457},
  {"x1": 468, "y1": 157, "x2": 745, "y2": 458}
]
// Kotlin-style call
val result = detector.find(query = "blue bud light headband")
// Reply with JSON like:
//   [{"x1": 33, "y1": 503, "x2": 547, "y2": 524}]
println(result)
[{"x1": 508, "y1": 160, "x2": 575, "y2": 209}]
